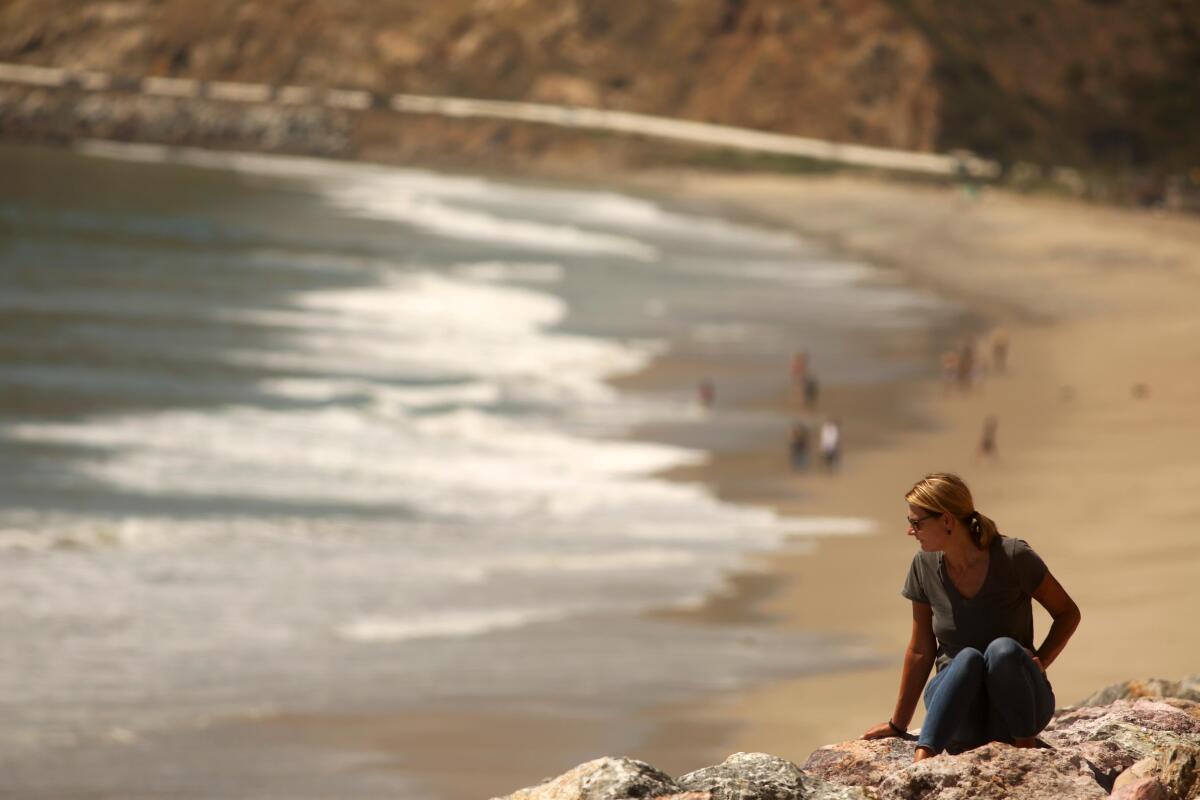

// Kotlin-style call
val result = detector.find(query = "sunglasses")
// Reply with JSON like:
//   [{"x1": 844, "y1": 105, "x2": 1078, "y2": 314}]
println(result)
[{"x1": 906, "y1": 512, "x2": 940, "y2": 529}]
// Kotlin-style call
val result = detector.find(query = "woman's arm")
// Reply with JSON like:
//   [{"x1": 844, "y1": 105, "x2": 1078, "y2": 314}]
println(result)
[
  {"x1": 863, "y1": 601, "x2": 936, "y2": 738},
  {"x1": 1030, "y1": 570, "x2": 1081, "y2": 670}
]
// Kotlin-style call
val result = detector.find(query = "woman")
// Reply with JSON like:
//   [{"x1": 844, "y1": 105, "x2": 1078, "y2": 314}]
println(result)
[{"x1": 862, "y1": 473, "x2": 1081, "y2": 760}]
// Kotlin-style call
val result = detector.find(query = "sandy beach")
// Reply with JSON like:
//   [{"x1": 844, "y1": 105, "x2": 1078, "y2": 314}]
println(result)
[
  {"x1": 375, "y1": 169, "x2": 1200, "y2": 800},
  {"x1": 621, "y1": 171, "x2": 1200, "y2": 773},
  {"x1": 316, "y1": 169, "x2": 1200, "y2": 800}
]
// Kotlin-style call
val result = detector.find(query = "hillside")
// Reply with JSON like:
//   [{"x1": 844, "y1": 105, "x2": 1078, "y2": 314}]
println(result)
[{"x1": 1, "y1": 0, "x2": 1197, "y2": 176}]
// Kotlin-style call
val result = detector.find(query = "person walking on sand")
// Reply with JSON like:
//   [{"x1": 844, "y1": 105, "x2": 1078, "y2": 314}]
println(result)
[
  {"x1": 818, "y1": 418, "x2": 841, "y2": 473},
  {"x1": 978, "y1": 415, "x2": 998, "y2": 458},
  {"x1": 990, "y1": 329, "x2": 1009, "y2": 374},
  {"x1": 862, "y1": 473, "x2": 1080, "y2": 761},
  {"x1": 789, "y1": 422, "x2": 810, "y2": 470}
]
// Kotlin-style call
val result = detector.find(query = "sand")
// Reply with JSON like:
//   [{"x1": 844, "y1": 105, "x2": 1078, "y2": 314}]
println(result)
[{"x1": 624, "y1": 171, "x2": 1200, "y2": 769}]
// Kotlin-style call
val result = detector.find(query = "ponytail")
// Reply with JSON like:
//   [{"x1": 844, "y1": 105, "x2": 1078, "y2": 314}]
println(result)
[{"x1": 965, "y1": 510, "x2": 1000, "y2": 549}]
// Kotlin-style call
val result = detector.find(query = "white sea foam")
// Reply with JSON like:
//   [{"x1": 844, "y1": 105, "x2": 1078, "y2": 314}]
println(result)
[
  {"x1": 335, "y1": 607, "x2": 568, "y2": 642},
  {"x1": 478, "y1": 548, "x2": 701, "y2": 574},
  {"x1": 323, "y1": 176, "x2": 660, "y2": 261},
  {"x1": 202, "y1": 272, "x2": 659, "y2": 409},
  {"x1": 450, "y1": 260, "x2": 564, "y2": 284},
  {"x1": 451, "y1": 182, "x2": 804, "y2": 251}
]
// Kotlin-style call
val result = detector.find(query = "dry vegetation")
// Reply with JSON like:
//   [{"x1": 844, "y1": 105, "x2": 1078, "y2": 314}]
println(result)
[{"x1": 1, "y1": 0, "x2": 1197, "y2": 175}]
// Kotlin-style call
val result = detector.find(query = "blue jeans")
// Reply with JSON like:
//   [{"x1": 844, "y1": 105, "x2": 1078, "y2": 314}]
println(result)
[{"x1": 918, "y1": 637, "x2": 1055, "y2": 754}]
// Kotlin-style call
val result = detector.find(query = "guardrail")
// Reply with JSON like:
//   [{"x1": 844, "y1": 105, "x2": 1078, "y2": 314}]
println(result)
[{"x1": 0, "y1": 61, "x2": 1001, "y2": 179}]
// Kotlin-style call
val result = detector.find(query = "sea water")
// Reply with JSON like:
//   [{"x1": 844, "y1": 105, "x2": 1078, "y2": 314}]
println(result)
[{"x1": 0, "y1": 141, "x2": 963, "y2": 781}]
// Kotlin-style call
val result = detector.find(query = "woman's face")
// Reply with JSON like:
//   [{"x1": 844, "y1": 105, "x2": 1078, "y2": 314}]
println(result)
[{"x1": 906, "y1": 504, "x2": 945, "y2": 551}]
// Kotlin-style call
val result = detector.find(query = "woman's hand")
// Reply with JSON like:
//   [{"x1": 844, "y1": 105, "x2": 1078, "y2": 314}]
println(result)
[
  {"x1": 862, "y1": 721, "x2": 901, "y2": 739},
  {"x1": 1025, "y1": 648, "x2": 1046, "y2": 673}
]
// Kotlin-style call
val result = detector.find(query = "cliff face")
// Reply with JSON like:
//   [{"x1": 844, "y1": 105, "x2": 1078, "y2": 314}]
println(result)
[{"x1": 1, "y1": 0, "x2": 1197, "y2": 172}]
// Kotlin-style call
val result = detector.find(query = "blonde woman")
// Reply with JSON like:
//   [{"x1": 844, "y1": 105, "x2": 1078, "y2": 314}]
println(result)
[{"x1": 863, "y1": 473, "x2": 1081, "y2": 760}]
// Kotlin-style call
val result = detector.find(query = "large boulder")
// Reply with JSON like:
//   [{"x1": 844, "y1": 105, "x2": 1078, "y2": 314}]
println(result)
[
  {"x1": 677, "y1": 752, "x2": 869, "y2": 800},
  {"x1": 1111, "y1": 777, "x2": 1170, "y2": 800},
  {"x1": 872, "y1": 742, "x2": 1107, "y2": 800},
  {"x1": 1112, "y1": 746, "x2": 1200, "y2": 800},
  {"x1": 1080, "y1": 677, "x2": 1200, "y2": 708},
  {"x1": 801, "y1": 736, "x2": 917, "y2": 788},
  {"x1": 493, "y1": 679, "x2": 1200, "y2": 800},
  {"x1": 493, "y1": 756, "x2": 680, "y2": 800},
  {"x1": 1041, "y1": 698, "x2": 1200, "y2": 789}
]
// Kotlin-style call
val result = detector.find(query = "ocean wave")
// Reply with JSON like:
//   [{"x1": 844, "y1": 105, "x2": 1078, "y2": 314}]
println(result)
[{"x1": 335, "y1": 607, "x2": 568, "y2": 643}]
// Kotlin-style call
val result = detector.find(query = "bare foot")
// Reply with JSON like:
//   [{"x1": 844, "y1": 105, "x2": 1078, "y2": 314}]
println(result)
[
  {"x1": 913, "y1": 746, "x2": 935, "y2": 762},
  {"x1": 1013, "y1": 736, "x2": 1037, "y2": 748}
]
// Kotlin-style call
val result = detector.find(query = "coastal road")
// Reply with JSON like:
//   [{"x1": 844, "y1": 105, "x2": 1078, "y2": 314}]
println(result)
[{"x1": 0, "y1": 60, "x2": 1001, "y2": 179}]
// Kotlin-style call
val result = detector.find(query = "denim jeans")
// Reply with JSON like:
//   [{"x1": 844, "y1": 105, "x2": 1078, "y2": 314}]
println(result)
[{"x1": 918, "y1": 637, "x2": 1055, "y2": 754}]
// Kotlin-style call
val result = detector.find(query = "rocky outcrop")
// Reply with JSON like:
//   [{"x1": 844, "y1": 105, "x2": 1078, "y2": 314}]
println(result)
[
  {"x1": 876, "y1": 742, "x2": 1108, "y2": 800},
  {"x1": 0, "y1": 85, "x2": 350, "y2": 155},
  {"x1": 801, "y1": 736, "x2": 917, "y2": 789},
  {"x1": 493, "y1": 677, "x2": 1200, "y2": 800},
  {"x1": 1081, "y1": 678, "x2": 1200, "y2": 709},
  {"x1": 499, "y1": 757, "x2": 679, "y2": 800},
  {"x1": 1040, "y1": 699, "x2": 1200, "y2": 792},
  {"x1": 678, "y1": 752, "x2": 869, "y2": 800}
]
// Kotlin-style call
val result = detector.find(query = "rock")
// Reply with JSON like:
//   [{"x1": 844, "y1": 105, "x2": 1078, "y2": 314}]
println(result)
[
  {"x1": 488, "y1": 679, "x2": 1200, "y2": 800},
  {"x1": 801, "y1": 737, "x2": 917, "y2": 788},
  {"x1": 873, "y1": 742, "x2": 1107, "y2": 800},
  {"x1": 1041, "y1": 699, "x2": 1200, "y2": 787},
  {"x1": 1080, "y1": 677, "x2": 1200, "y2": 708},
  {"x1": 677, "y1": 752, "x2": 869, "y2": 800},
  {"x1": 491, "y1": 756, "x2": 679, "y2": 800},
  {"x1": 1113, "y1": 757, "x2": 1159, "y2": 793},
  {"x1": 1110, "y1": 777, "x2": 1169, "y2": 800},
  {"x1": 1157, "y1": 744, "x2": 1200, "y2": 800}
]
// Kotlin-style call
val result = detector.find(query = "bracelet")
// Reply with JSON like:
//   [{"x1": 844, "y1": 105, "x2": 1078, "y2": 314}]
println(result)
[{"x1": 888, "y1": 719, "x2": 905, "y2": 736}]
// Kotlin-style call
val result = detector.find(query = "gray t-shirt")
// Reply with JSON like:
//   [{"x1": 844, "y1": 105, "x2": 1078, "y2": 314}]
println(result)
[{"x1": 902, "y1": 535, "x2": 1048, "y2": 673}]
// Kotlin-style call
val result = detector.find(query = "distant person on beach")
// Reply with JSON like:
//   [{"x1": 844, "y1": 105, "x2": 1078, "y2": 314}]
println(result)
[
  {"x1": 792, "y1": 350, "x2": 818, "y2": 408},
  {"x1": 803, "y1": 373, "x2": 820, "y2": 409},
  {"x1": 990, "y1": 329, "x2": 1009, "y2": 374},
  {"x1": 789, "y1": 422, "x2": 810, "y2": 470},
  {"x1": 862, "y1": 473, "x2": 1081, "y2": 761},
  {"x1": 940, "y1": 351, "x2": 960, "y2": 391},
  {"x1": 957, "y1": 336, "x2": 977, "y2": 389},
  {"x1": 791, "y1": 350, "x2": 809, "y2": 386},
  {"x1": 697, "y1": 378, "x2": 715, "y2": 409},
  {"x1": 818, "y1": 418, "x2": 841, "y2": 472},
  {"x1": 978, "y1": 415, "x2": 998, "y2": 458}
]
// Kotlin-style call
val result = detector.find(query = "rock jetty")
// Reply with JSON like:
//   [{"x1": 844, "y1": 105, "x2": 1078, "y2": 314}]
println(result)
[{"x1": 492, "y1": 677, "x2": 1200, "y2": 800}]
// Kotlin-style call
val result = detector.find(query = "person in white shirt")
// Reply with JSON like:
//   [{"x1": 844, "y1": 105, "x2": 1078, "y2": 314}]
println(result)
[{"x1": 819, "y1": 418, "x2": 841, "y2": 472}]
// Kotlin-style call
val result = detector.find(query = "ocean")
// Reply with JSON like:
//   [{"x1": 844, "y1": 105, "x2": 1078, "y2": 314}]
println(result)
[{"x1": 0, "y1": 140, "x2": 964, "y2": 796}]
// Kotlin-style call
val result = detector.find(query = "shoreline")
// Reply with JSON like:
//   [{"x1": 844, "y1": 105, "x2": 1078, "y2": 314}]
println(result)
[{"x1": 619, "y1": 169, "x2": 1200, "y2": 773}]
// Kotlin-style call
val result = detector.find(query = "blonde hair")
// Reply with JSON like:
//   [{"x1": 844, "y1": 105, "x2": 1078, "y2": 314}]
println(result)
[{"x1": 905, "y1": 472, "x2": 1000, "y2": 549}]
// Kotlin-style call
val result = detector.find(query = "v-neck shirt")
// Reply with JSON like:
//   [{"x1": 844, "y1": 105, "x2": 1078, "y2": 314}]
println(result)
[{"x1": 902, "y1": 535, "x2": 1047, "y2": 673}]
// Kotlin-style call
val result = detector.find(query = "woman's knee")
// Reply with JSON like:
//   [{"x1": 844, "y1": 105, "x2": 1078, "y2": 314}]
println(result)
[
  {"x1": 984, "y1": 637, "x2": 1025, "y2": 667},
  {"x1": 951, "y1": 647, "x2": 985, "y2": 675}
]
